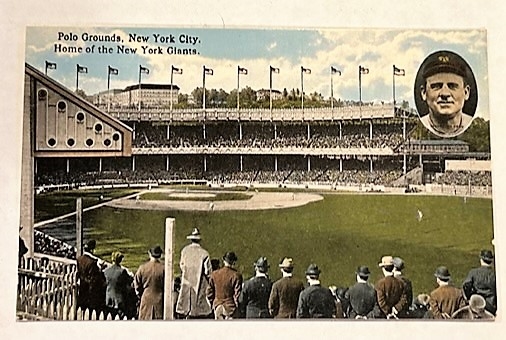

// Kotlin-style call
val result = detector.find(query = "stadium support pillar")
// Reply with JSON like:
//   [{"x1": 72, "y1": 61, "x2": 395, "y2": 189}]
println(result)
[
  {"x1": 76, "y1": 198, "x2": 83, "y2": 257},
  {"x1": 307, "y1": 123, "x2": 311, "y2": 139},
  {"x1": 66, "y1": 158, "x2": 70, "y2": 173},
  {"x1": 99, "y1": 158, "x2": 102, "y2": 173},
  {"x1": 166, "y1": 155, "x2": 170, "y2": 171},
  {"x1": 369, "y1": 159, "x2": 373, "y2": 172},
  {"x1": 132, "y1": 156, "x2": 136, "y2": 171},
  {"x1": 239, "y1": 123, "x2": 243, "y2": 140},
  {"x1": 240, "y1": 155, "x2": 243, "y2": 171},
  {"x1": 339, "y1": 158, "x2": 343, "y2": 172},
  {"x1": 203, "y1": 123, "x2": 206, "y2": 140},
  {"x1": 307, "y1": 156, "x2": 311, "y2": 172},
  {"x1": 339, "y1": 121, "x2": 342, "y2": 140},
  {"x1": 34, "y1": 158, "x2": 38, "y2": 175},
  {"x1": 369, "y1": 121, "x2": 373, "y2": 140},
  {"x1": 274, "y1": 123, "x2": 277, "y2": 139},
  {"x1": 133, "y1": 122, "x2": 136, "y2": 140},
  {"x1": 274, "y1": 156, "x2": 278, "y2": 172},
  {"x1": 166, "y1": 125, "x2": 170, "y2": 140},
  {"x1": 403, "y1": 154, "x2": 407, "y2": 176},
  {"x1": 163, "y1": 217, "x2": 175, "y2": 320},
  {"x1": 419, "y1": 154, "x2": 422, "y2": 167},
  {"x1": 203, "y1": 155, "x2": 207, "y2": 172}
]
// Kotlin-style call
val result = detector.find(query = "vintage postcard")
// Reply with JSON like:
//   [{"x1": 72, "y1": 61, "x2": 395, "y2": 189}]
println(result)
[{"x1": 2, "y1": 2, "x2": 506, "y2": 339}]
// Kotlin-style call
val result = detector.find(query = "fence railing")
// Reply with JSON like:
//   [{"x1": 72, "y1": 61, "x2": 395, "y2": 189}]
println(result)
[{"x1": 17, "y1": 256, "x2": 133, "y2": 321}]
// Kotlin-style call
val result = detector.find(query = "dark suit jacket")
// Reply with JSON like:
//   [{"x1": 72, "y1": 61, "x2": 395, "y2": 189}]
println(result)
[
  {"x1": 77, "y1": 253, "x2": 106, "y2": 311},
  {"x1": 296, "y1": 284, "x2": 336, "y2": 318},
  {"x1": 463, "y1": 266, "x2": 496, "y2": 314},
  {"x1": 346, "y1": 282, "x2": 377, "y2": 318},
  {"x1": 375, "y1": 275, "x2": 408, "y2": 317},
  {"x1": 104, "y1": 264, "x2": 132, "y2": 311},
  {"x1": 268, "y1": 276, "x2": 305, "y2": 318},
  {"x1": 239, "y1": 275, "x2": 273, "y2": 318}
]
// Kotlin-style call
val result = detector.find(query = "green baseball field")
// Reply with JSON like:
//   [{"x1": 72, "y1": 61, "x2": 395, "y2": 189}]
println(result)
[{"x1": 36, "y1": 188, "x2": 494, "y2": 296}]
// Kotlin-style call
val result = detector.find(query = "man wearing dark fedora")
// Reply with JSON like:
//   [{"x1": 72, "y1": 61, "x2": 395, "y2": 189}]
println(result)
[
  {"x1": 392, "y1": 257, "x2": 413, "y2": 318},
  {"x1": 175, "y1": 228, "x2": 213, "y2": 319},
  {"x1": 345, "y1": 266, "x2": 378, "y2": 319},
  {"x1": 419, "y1": 51, "x2": 473, "y2": 137},
  {"x1": 134, "y1": 245, "x2": 165, "y2": 320},
  {"x1": 462, "y1": 249, "x2": 497, "y2": 315},
  {"x1": 239, "y1": 256, "x2": 273, "y2": 318},
  {"x1": 429, "y1": 266, "x2": 466, "y2": 319},
  {"x1": 375, "y1": 256, "x2": 408, "y2": 319},
  {"x1": 296, "y1": 264, "x2": 336, "y2": 318},
  {"x1": 207, "y1": 251, "x2": 243, "y2": 319},
  {"x1": 76, "y1": 239, "x2": 107, "y2": 313},
  {"x1": 268, "y1": 257, "x2": 305, "y2": 318}
]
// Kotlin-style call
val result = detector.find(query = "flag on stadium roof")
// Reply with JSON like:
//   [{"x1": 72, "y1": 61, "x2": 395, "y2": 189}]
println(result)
[
  {"x1": 77, "y1": 64, "x2": 88, "y2": 74},
  {"x1": 270, "y1": 66, "x2": 280, "y2": 74},
  {"x1": 172, "y1": 66, "x2": 183, "y2": 74},
  {"x1": 301, "y1": 66, "x2": 311, "y2": 74},
  {"x1": 238, "y1": 66, "x2": 248, "y2": 75},
  {"x1": 359, "y1": 65, "x2": 369, "y2": 74},
  {"x1": 394, "y1": 65, "x2": 405, "y2": 76},
  {"x1": 204, "y1": 66, "x2": 213, "y2": 75},
  {"x1": 331, "y1": 66, "x2": 341, "y2": 75},
  {"x1": 108, "y1": 66, "x2": 119, "y2": 75},
  {"x1": 45, "y1": 61, "x2": 57, "y2": 70},
  {"x1": 139, "y1": 65, "x2": 149, "y2": 74}
]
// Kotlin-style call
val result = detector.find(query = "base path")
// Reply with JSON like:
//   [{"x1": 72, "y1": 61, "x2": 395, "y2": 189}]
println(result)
[{"x1": 107, "y1": 191, "x2": 324, "y2": 211}]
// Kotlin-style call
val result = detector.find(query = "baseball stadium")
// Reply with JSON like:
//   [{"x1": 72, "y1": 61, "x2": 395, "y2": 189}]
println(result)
[{"x1": 17, "y1": 28, "x2": 495, "y2": 321}]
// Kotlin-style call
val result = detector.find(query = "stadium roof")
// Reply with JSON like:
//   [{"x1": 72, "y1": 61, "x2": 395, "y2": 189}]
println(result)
[
  {"x1": 410, "y1": 139, "x2": 469, "y2": 146},
  {"x1": 124, "y1": 84, "x2": 180, "y2": 91}
]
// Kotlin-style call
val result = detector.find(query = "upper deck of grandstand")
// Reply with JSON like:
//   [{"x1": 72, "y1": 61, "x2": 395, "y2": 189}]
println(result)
[{"x1": 107, "y1": 103, "x2": 416, "y2": 122}]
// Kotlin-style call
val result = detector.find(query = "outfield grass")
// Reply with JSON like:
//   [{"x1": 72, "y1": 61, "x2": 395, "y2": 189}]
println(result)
[{"x1": 70, "y1": 193, "x2": 494, "y2": 297}]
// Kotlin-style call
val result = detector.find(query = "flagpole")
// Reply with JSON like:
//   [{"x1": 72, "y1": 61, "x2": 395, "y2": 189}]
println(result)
[
  {"x1": 170, "y1": 66, "x2": 174, "y2": 112},
  {"x1": 138, "y1": 65, "x2": 142, "y2": 111},
  {"x1": 237, "y1": 66, "x2": 240, "y2": 112},
  {"x1": 331, "y1": 68, "x2": 334, "y2": 113},
  {"x1": 76, "y1": 64, "x2": 79, "y2": 91},
  {"x1": 269, "y1": 67, "x2": 273, "y2": 114},
  {"x1": 107, "y1": 67, "x2": 111, "y2": 113},
  {"x1": 301, "y1": 66, "x2": 304, "y2": 114},
  {"x1": 358, "y1": 65, "x2": 362, "y2": 113},
  {"x1": 393, "y1": 65, "x2": 396, "y2": 107},
  {"x1": 203, "y1": 66, "x2": 206, "y2": 111},
  {"x1": 45, "y1": 61, "x2": 49, "y2": 76}
]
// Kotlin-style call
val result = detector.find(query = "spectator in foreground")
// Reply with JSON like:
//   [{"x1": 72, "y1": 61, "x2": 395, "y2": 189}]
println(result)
[
  {"x1": 345, "y1": 266, "x2": 377, "y2": 319},
  {"x1": 392, "y1": 257, "x2": 413, "y2": 318},
  {"x1": 268, "y1": 257, "x2": 305, "y2": 318},
  {"x1": 104, "y1": 251, "x2": 133, "y2": 318},
  {"x1": 207, "y1": 251, "x2": 243, "y2": 320},
  {"x1": 375, "y1": 256, "x2": 408, "y2": 319},
  {"x1": 134, "y1": 246, "x2": 165, "y2": 320},
  {"x1": 296, "y1": 264, "x2": 336, "y2": 318},
  {"x1": 462, "y1": 249, "x2": 497, "y2": 315},
  {"x1": 452, "y1": 294, "x2": 495, "y2": 320},
  {"x1": 239, "y1": 257, "x2": 273, "y2": 318},
  {"x1": 175, "y1": 228, "x2": 213, "y2": 319},
  {"x1": 76, "y1": 240, "x2": 107, "y2": 313},
  {"x1": 429, "y1": 266, "x2": 466, "y2": 319}
]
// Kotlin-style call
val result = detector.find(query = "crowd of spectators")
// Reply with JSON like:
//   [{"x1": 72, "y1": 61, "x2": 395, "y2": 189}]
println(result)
[
  {"x1": 34, "y1": 229, "x2": 76, "y2": 259},
  {"x1": 437, "y1": 171, "x2": 492, "y2": 187}
]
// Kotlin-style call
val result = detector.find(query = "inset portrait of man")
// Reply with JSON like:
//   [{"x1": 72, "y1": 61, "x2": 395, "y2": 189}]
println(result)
[{"x1": 414, "y1": 50, "x2": 478, "y2": 138}]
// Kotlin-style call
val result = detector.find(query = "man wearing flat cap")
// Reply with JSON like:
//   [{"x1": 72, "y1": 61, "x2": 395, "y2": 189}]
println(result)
[
  {"x1": 345, "y1": 266, "x2": 378, "y2": 319},
  {"x1": 104, "y1": 251, "x2": 133, "y2": 318},
  {"x1": 175, "y1": 228, "x2": 213, "y2": 319},
  {"x1": 462, "y1": 249, "x2": 497, "y2": 315},
  {"x1": 374, "y1": 256, "x2": 408, "y2": 319},
  {"x1": 239, "y1": 257, "x2": 273, "y2": 318},
  {"x1": 268, "y1": 257, "x2": 305, "y2": 318},
  {"x1": 134, "y1": 245, "x2": 165, "y2": 320},
  {"x1": 207, "y1": 251, "x2": 243, "y2": 319},
  {"x1": 429, "y1": 266, "x2": 466, "y2": 319},
  {"x1": 418, "y1": 51, "x2": 474, "y2": 137},
  {"x1": 296, "y1": 264, "x2": 336, "y2": 318},
  {"x1": 452, "y1": 294, "x2": 495, "y2": 320}
]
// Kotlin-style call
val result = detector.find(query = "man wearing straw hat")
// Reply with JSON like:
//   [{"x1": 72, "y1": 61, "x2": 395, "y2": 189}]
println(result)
[
  {"x1": 134, "y1": 245, "x2": 165, "y2": 320},
  {"x1": 268, "y1": 257, "x2": 305, "y2": 318},
  {"x1": 175, "y1": 227, "x2": 213, "y2": 319},
  {"x1": 374, "y1": 255, "x2": 408, "y2": 319}
]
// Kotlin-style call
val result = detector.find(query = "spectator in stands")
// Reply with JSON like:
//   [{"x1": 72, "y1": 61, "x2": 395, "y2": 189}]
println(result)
[
  {"x1": 268, "y1": 257, "x2": 305, "y2": 318},
  {"x1": 104, "y1": 251, "x2": 133, "y2": 318},
  {"x1": 18, "y1": 226, "x2": 28, "y2": 266},
  {"x1": 375, "y1": 256, "x2": 408, "y2": 319},
  {"x1": 76, "y1": 240, "x2": 107, "y2": 313},
  {"x1": 207, "y1": 251, "x2": 243, "y2": 319},
  {"x1": 175, "y1": 228, "x2": 213, "y2": 319},
  {"x1": 239, "y1": 257, "x2": 273, "y2": 318},
  {"x1": 429, "y1": 266, "x2": 466, "y2": 319},
  {"x1": 462, "y1": 249, "x2": 497, "y2": 315},
  {"x1": 296, "y1": 264, "x2": 336, "y2": 318},
  {"x1": 328, "y1": 285, "x2": 345, "y2": 318},
  {"x1": 392, "y1": 257, "x2": 413, "y2": 318},
  {"x1": 452, "y1": 294, "x2": 495, "y2": 320},
  {"x1": 345, "y1": 266, "x2": 377, "y2": 319},
  {"x1": 419, "y1": 51, "x2": 474, "y2": 137},
  {"x1": 134, "y1": 245, "x2": 165, "y2": 320}
]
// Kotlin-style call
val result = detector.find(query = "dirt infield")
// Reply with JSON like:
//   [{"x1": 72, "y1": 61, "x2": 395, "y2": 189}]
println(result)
[{"x1": 107, "y1": 190, "x2": 324, "y2": 211}]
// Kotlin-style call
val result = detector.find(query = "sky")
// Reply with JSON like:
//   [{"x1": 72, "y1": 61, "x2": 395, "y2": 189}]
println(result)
[{"x1": 25, "y1": 27, "x2": 489, "y2": 118}]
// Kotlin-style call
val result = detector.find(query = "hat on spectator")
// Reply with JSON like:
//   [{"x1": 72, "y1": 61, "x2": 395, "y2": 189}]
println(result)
[
  {"x1": 480, "y1": 249, "x2": 494, "y2": 263},
  {"x1": 84, "y1": 239, "x2": 96, "y2": 251},
  {"x1": 186, "y1": 227, "x2": 202, "y2": 240},
  {"x1": 305, "y1": 264, "x2": 321, "y2": 276},
  {"x1": 223, "y1": 251, "x2": 238, "y2": 264},
  {"x1": 111, "y1": 251, "x2": 124, "y2": 263},
  {"x1": 279, "y1": 257, "x2": 294, "y2": 269},
  {"x1": 356, "y1": 266, "x2": 371, "y2": 277},
  {"x1": 434, "y1": 266, "x2": 451, "y2": 281},
  {"x1": 392, "y1": 257, "x2": 405, "y2": 271},
  {"x1": 378, "y1": 256, "x2": 394, "y2": 267},
  {"x1": 254, "y1": 257, "x2": 269, "y2": 272},
  {"x1": 422, "y1": 51, "x2": 468, "y2": 79},
  {"x1": 149, "y1": 245, "x2": 163, "y2": 258},
  {"x1": 469, "y1": 294, "x2": 487, "y2": 313}
]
